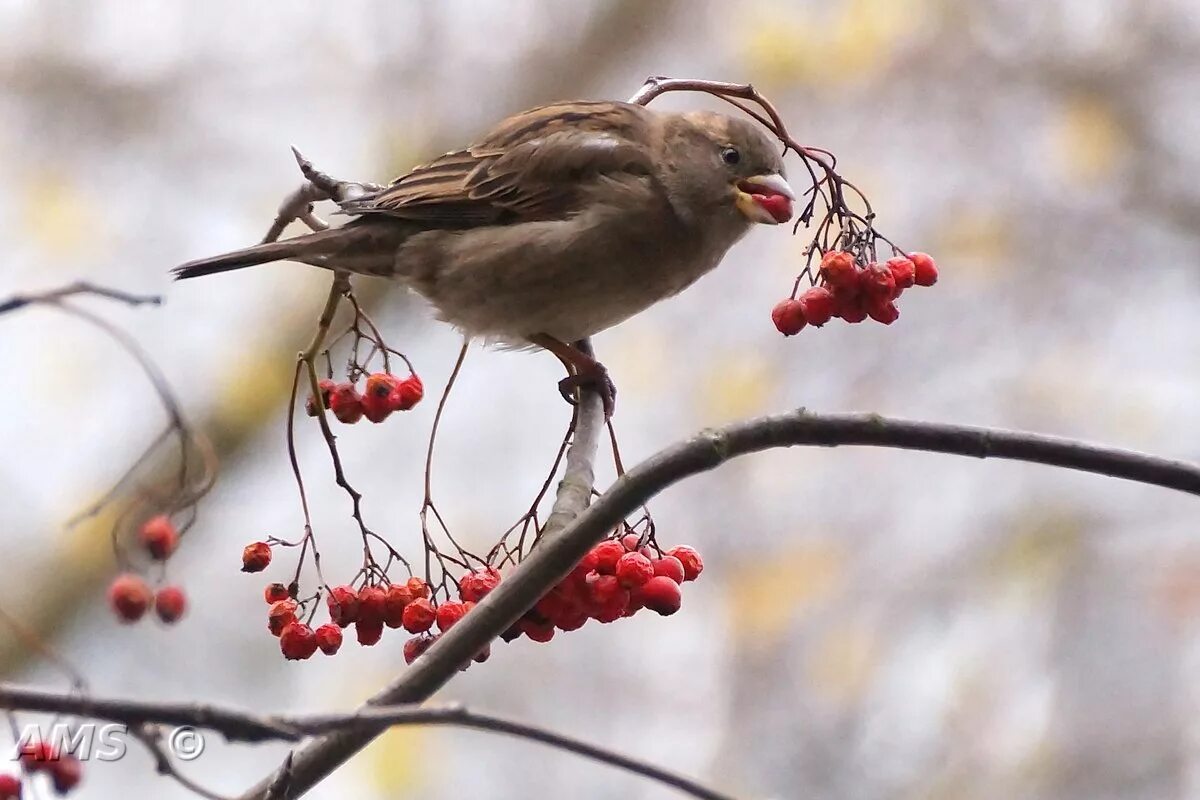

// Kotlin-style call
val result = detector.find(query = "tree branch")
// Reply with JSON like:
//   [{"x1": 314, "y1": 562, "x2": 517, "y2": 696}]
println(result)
[{"x1": 0, "y1": 681, "x2": 730, "y2": 800}]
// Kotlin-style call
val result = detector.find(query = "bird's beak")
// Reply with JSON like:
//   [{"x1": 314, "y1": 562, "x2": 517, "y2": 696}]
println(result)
[{"x1": 735, "y1": 173, "x2": 796, "y2": 225}]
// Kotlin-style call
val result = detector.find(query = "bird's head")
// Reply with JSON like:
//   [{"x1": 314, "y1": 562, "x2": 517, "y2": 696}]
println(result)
[{"x1": 658, "y1": 111, "x2": 794, "y2": 229}]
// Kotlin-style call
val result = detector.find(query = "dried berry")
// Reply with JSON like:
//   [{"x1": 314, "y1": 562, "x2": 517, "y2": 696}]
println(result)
[
  {"x1": 435, "y1": 601, "x2": 469, "y2": 632},
  {"x1": 591, "y1": 540, "x2": 626, "y2": 574},
  {"x1": 667, "y1": 546, "x2": 704, "y2": 581},
  {"x1": 910, "y1": 252, "x2": 938, "y2": 286},
  {"x1": 866, "y1": 296, "x2": 900, "y2": 325},
  {"x1": 771, "y1": 299, "x2": 806, "y2": 336},
  {"x1": 797, "y1": 286, "x2": 835, "y2": 326},
  {"x1": 886, "y1": 256, "x2": 916, "y2": 290},
  {"x1": 652, "y1": 555, "x2": 686, "y2": 584},
  {"x1": 458, "y1": 568, "x2": 501, "y2": 602},
  {"x1": 264, "y1": 583, "x2": 290, "y2": 604},
  {"x1": 406, "y1": 576, "x2": 430, "y2": 600},
  {"x1": 267, "y1": 599, "x2": 298, "y2": 636},
  {"x1": 279, "y1": 622, "x2": 318, "y2": 660},
  {"x1": 314, "y1": 623, "x2": 343, "y2": 655},
  {"x1": 305, "y1": 378, "x2": 337, "y2": 417},
  {"x1": 154, "y1": 585, "x2": 187, "y2": 624},
  {"x1": 328, "y1": 383, "x2": 364, "y2": 424},
  {"x1": 362, "y1": 373, "x2": 401, "y2": 423},
  {"x1": 402, "y1": 598, "x2": 435, "y2": 633},
  {"x1": 326, "y1": 585, "x2": 359, "y2": 627},
  {"x1": 355, "y1": 619, "x2": 384, "y2": 646},
  {"x1": 389, "y1": 375, "x2": 424, "y2": 411},
  {"x1": 138, "y1": 515, "x2": 178, "y2": 561},
  {"x1": 383, "y1": 583, "x2": 414, "y2": 628},
  {"x1": 820, "y1": 250, "x2": 857, "y2": 288},
  {"x1": 108, "y1": 574, "x2": 151, "y2": 623},
  {"x1": 615, "y1": 552, "x2": 655, "y2": 588},
  {"x1": 403, "y1": 635, "x2": 435, "y2": 664},
  {"x1": 357, "y1": 586, "x2": 387, "y2": 626},
  {"x1": 241, "y1": 541, "x2": 271, "y2": 573},
  {"x1": 861, "y1": 262, "x2": 897, "y2": 298}
]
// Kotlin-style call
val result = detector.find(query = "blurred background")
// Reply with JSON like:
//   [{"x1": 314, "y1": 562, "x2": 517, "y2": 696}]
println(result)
[{"x1": 3, "y1": 1, "x2": 1200, "y2": 798}]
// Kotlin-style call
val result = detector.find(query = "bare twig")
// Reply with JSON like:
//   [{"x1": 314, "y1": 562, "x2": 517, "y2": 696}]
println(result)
[
  {"x1": 129, "y1": 724, "x2": 237, "y2": 800},
  {"x1": 0, "y1": 683, "x2": 731, "y2": 800},
  {"x1": 0, "y1": 281, "x2": 161, "y2": 316}
]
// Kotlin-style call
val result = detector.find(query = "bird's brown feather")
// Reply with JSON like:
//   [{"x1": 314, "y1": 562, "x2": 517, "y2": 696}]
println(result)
[{"x1": 337, "y1": 101, "x2": 657, "y2": 226}]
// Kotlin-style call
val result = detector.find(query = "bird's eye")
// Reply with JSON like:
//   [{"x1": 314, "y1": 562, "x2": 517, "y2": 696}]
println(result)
[{"x1": 721, "y1": 147, "x2": 740, "y2": 166}]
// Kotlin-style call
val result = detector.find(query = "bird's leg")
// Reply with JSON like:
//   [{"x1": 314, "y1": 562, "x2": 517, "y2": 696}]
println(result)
[{"x1": 528, "y1": 334, "x2": 617, "y2": 418}]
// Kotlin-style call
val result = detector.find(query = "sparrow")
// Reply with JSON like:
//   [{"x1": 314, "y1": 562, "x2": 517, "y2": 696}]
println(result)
[{"x1": 173, "y1": 100, "x2": 795, "y2": 416}]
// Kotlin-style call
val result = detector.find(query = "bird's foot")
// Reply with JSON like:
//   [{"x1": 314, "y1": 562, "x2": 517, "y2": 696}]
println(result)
[{"x1": 558, "y1": 362, "x2": 617, "y2": 419}]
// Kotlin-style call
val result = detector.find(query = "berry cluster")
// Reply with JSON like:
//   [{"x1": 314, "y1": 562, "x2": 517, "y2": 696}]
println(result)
[
  {"x1": 504, "y1": 538, "x2": 703, "y2": 643},
  {"x1": 2, "y1": 738, "x2": 84, "y2": 797},
  {"x1": 772, "y1": 250, "x2": 938, "y2": 335},
  {"x1": 106, "y1": 515, "x2": 188, "y2": 625},
  {"x1": 307, "y1": 371, "x2": 423, "y2": 425},
  {"x1": 248, "y1": 536, "x2": 704, "y2": 663}
]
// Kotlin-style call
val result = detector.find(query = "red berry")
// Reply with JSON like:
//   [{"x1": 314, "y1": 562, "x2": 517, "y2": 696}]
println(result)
[
  {"x1": 591, "y1": 540, "x2": 626, "y2": 574},
  {"x1": 435, "y1": 601, "x2": 469, "y2": 632},
  {"x1": 18, "y1": 740, "x2": 57, "y2": 771},
  {"x1": 325, "y1": 585, "x2": 359, "y2": 627},
  {"x1": 402, "y1": 598, "x2": 435, "y2": 633},
  {"x1": 771, "y1": 299, "x2": 806, "y2": 336},
  {"x1": 267, "y1": 599, "x2": 298, "y2": 636},
  {"x1": 638, "y1": 576, "x2": 683, "y2": 616},
  {"x1": 403, "y1": 635, "x2": 435, "y2": 664},
  {"x1": 357, "y1": 586, "x2": 387, "y2": 626},
  {"x1": 49, "y1": 755, "x2": 82, "y2": 794},
  {"x1": 667, "y1": 546, "x2": 704, "y2": 581},
  {"x1": 586, "y1": 573, "x2": 624, "y2": 606},
  {"x1": 406, "y1": 576, "x2": 430, "y2": 599},
  {"x1": 355, "y1": 619, "x2": 384, "y2": 646},
  {"x1": 305, "y1": 378, "x2": 337, "y2": 417},
  {"x1": 797, "y1": 287, "x2": 836, "y2": 326},
  {"x1": 241, "y1": 541, "x2": 271, "y2": 573},
  {"x1": 556, "y1": 609, "x2": 589, "y2": 631},
  {"x1": 138, "y1": 515, "x2": 178, "y2": 560},
  {"x1": 832, "y1": 290, "x2": 868, "y2": 323},
  {"x1": 886, "y1": 256, "x2": 916, "y2": 290},
  {"x1": 383, "y1": 583, "x2": 414, "y2": 628},
  {"x1": 279, "y1": 621, "x2": 318, "y2": 660},
  {"x1": 328, "y1": 383, "x2": 364, "y2": 424},
  {"x1": 154, "y1": 586, "x2": 187, "y2": 624},
  {"x1": 652, "y1": 556, "x2": 686, "y2": 584},
  {"x1": 520, "y1": 619, "x2": 555, "y2": 643},
  {"x1": 473, "y1": 643, "x2": 491, "y2": 663},
  {"x1": 362, "y1": 373, "x2": 401, "y2": 423},
  {"x1": 593, "y1": 593, "x2": 630, "y2": 623},
  {"x1": 264, "y1": 583, "x2": 290, "y2": 604},
  {"x1": 910, "y1": 252, "x2": 938, "y2": 286},
  {"x1": 866, "y1": 296, "x2": 900, "y2": 325},
  {"x1": 389, "y1": 375, "x2": 424, "y2": 411},
  {"x1": 819, "y1": 250, "x2": 857, "y2": 288},
  {"x1": 621, "y1": 533, "x2": 644, "y2": 551},
  {"x1": 458, "y1": 567, "x2": 501, "y2": 602},
  {"x1": 615, "y1": 552, "x2": 654, "y2": 588},
  {"x1": 314, "y1": 623, "x2": 343, "y2": 655},
  {"x1": 861, "y1": 262, "x2": 897, "y2": 298},
  {"x1": 0, "y1": 774, "x2": 20, "y2": 798},
  {"x1": 107, "y1": 574, "x2": 151, "y2": 623}
]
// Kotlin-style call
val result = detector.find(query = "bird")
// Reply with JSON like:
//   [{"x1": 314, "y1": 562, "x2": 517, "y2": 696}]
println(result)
[{"x1": 173, "y1": 100, "x2": 795, "y2": 416}]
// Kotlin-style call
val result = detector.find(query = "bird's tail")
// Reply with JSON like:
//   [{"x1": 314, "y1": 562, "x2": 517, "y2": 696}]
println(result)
[{"x1": 172, "y1": 224, "x2": 396, "y2": 280}]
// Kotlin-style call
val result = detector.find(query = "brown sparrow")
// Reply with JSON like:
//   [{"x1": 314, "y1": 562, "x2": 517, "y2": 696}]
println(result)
[{"x1": 174, "y1": 100, "x2": 795, "y2": 415}]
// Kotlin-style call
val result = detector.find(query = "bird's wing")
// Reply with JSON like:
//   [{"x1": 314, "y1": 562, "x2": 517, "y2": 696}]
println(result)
[{"x1": 337, "y1": 101, "x2": 657, "y2": 226}]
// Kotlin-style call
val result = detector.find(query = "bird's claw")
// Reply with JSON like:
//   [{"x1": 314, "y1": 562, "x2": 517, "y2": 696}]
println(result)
[{"x1": 557, "y1": 364, "x2": 616, "y2": 418}]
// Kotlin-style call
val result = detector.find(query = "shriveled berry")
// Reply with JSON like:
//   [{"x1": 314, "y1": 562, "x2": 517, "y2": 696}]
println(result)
[
  {"x1": 362, "y1": 373, "x2": 401, "y2": 423},
  {"x1": 435, "y1": 601, "x2": 469, "y2": 632},
  {"x1": 591, "y1": 540, "x2": 626, "y2": 574},
  {"x1": 355, "y1": 619, "x2": 384, "y2": 646},
  {"x1": 652, "y1": 555, "x2": 686, "y2": 584},
  {"x1": 910, "y1": 251, "x2": 938, "y2": 286},
  {"x1": 667, "y1": 546, "x2": 704, "y2": 581},
  {"x1": 861, "y1": 262, "x2": 897, "y2": 298},
  {"x1": 402, "y1": 597, "x2": 435, "y2": 633},
  {"x1": 325, "y1": 585, "x2": 359, "y2": 627},
  {"x1": 50, "y1": 754, "x2": 82, "y2": 794},
  {"x1": 797, "y1": 286, "x2": 836, "y2": 326},
  {"x1": 638, "y1": 576, "x2": 683, "y2": 616},
  {"x1": 586, "y1": 573, "x2": 624, "y2": 606},
  {"x1": 388, "y1": 375, "x2": 424, "y2": 411},
  {"x1": 0, "y1": 773, "x2": 20, "y2": 798},
  {"x1": 771, "y1": 299, "x2": 806, "y2": 336},
  {"x1": 620, "y1": 533, "x2": 642, "y2": 551},
  {"x1": 556, "y1": 610, "x2": 589, "y2": 631},
  {"x1": 593, "y1": 593, "x2": 630, "y2": 623},
  {"x1": 305, "y1": 378, "x2": 337, "y2": 417},
  {"x1": 314, "y1": 623, "x2": 343, "y2": 655},
  {"x1": 267, "y1": 599, "x2": 298, "y2": 636},
  {"x1": 108, "y1": 574, "x2": 151, "y2": 623},
  {"x1": 886, "y1": 256, "x2": 916, "y2": 289},
  {"x1": 520, "y1": 619, "x2": 555, "y2": 643},
  {"x1": 383, "y1": 583, "x2": 414, "y2": 628},
  {"x1": 406, "y1": 576, "x2": 430, "y2": 599},
  {"x1": 264, "y1": 583, "x2": 290, "y2": 604},
  {"x1": 866, "y1": 296, "x2": 900, "y2": 324},
  {"x1": 154, "y1": 586, "x2": 187, "y2": 624},
  {"x1": 279, "y1": 621, "x2": 318, "y2": 660},
  {"x1": 357, "y1": 586, "x2": 387, "y2": 626},
  {"x1": 328, "y1": 383, "x2": 364, "y2": 424},
  {"x1": 615, "y1": 552, "x2": 654, "y2": 588},
  {"x1": 458, "y1": 568, "x2": 501, "y2": 602},
  {"x1": 241, "y1": 541, "x2": 271, "y2": 573},
  {"x1": 403, "y1": 635, "x2": 435, "y2": 664},
  {"x1": 832, "y1": 290, "x2": 868, "y2": 323},
  {"x1": 139, "y1": 515, "x2": 178, "y2": 560},
  {"x1": 820, "y1": 250, "x2": 857, "y2": 288}
]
